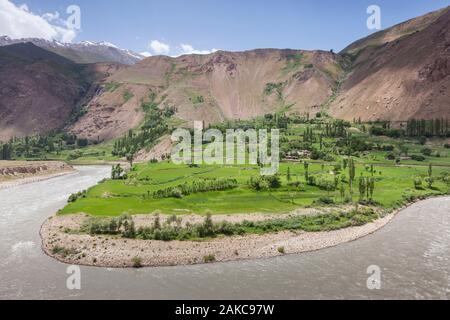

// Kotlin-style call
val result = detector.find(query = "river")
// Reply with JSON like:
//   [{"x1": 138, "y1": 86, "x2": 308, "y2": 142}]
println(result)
[{"x1": 0, "y1": 166, "x2": 449, "y2": 299}]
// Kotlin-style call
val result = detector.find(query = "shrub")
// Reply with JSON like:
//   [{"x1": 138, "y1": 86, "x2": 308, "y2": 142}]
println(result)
[
  {"x1": 421, "y1": 148, "x2": 432, "y2": 156},
  {"x1": 386, "y1": 152, "x2": 396, "y2": 160},
  {"x1": 132, "y1": 256, "x2": 142, "y2": 268},
  {"x1": 307, "y1": 174, "x2": 336, "y2": 191},
  {"x1": 381, "y1": 145, "x2": 395, "y2": 151},
  {"x1": 68, "y1": 190, "x2": 87, "y2": 203},
  {"x1": 277, "y1": 247, "x2": 285, "y2": 254},
  {"x1": 413, "y1": 177, "x2": 423, "y2": 190},
  {"x1": 370, "y1": 127, "x2": 386, "y2": 136},
  {"x1": 313, "y1": 196, "x2": 335, "y2": 205},
  {"x1": 249, "y1": 175, "x2": 281, "y2": 190},
  {"x1": 419, "y1": 137, "x2": 427, "y2": 145},
  {"x1": 351, "y1": 214, "x2": 372, "y2": 226},
  {"x1": 203, "y1": 254, "x2": 216, "y2": 263},
  {"x1": 411, "y1": 154, "x2": 426, "y2": 162},
  {"x1": 153, "y1": 178, "x2": 238, "y2": 199},
  {"x1": 265, "y1": 175, "x2": 281, "y2": 188}
]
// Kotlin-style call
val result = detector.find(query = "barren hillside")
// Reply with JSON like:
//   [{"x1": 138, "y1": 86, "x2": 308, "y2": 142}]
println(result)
[
  {"x1": 69, "y1": 49, "x2": 347, "y2": 140},
  {"x1": 331, "y1": 6, "x2": 450, "y2": 121}
]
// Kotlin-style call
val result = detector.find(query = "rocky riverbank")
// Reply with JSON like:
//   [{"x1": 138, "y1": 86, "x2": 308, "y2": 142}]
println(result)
[
  {"x1": 0, "y1": 161, "x2": 74, "y2": 189},
  {"x1": 41, "y1": 206, "x2": 395, "y2": 268}
]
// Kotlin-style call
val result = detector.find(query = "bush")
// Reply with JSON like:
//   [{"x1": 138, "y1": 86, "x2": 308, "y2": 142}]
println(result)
[
  {"x1": 204, "y1": 254, "x2": 216, "y2": 263},
  {"x1": 132, "y1": 256, "x2": 142, "y2": 268},
  {"x1": 386, "y1": 129, "x2": 403, "y2": 138},
  {"x1": 421, "y1": 148, "x2": 432, "y2": 156},
  {"x1": 249, "y1": 175, "x2": 281, "y2": 190},
  {"x1": 265, "y1": 175, "x2": 281, "y2": 188},
  {"x1": 307, "y1": 174, "x2": 336, "y2": 191},
  {"x1": 381, "y1": 145, "x2": 395, "y2": 151},
  {"x1": 419, "y1": 137, "x2": 427, "y2": 145},
  {"x1": 68, "y1": 190, "x2": 87, "y2": 203},
  {"x1": 386, "y1": 152, "x2": 396, "y2": 160},
  {"x1": 411, "y1": 154, "x2": 426, "y2": 162},
  {"x1": 277, "y1": 247, "x2": 285, "y2": 254},
  {"x1": 313, "y1": 196, "x2": 335, "y2": 205},
  {"x1": 414, "y1": 177, "x2": 423, "y2": 190},
  {"x1": 370, "y1": 127, "x2": 386, "y2": 136},
  {"x1": 153, "y1": 178, "x2": 238, "y2": 199}
]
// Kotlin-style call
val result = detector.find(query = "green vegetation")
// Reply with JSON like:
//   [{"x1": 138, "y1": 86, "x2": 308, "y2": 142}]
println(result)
[
  {"x1": 58, "y1": 157, "x2": 449, "y2": 217},
  {"x1": 75, "y1": 207, "x2": 379, "y2": 241},
  {"x1": 104, "y1": 82, "x2": 121, "y2": 92},
  {"x1": 264, "y1": 82, "x2": 284, "y2": 100},
  {"x1": 132, "y1": 256, "x2": 143, "y2": 268},
  {"x1": 282, "y1": 53, "x2": 304, "y2": 74},
  {"x1": 54, "y1": 113, "x2": 449, "y2": 219},
  {"x1": 0, "y1": 132, "x2": 117, "y2": 162},
  {"x1": 112, "y1": 102, "x2": 176, "y2": 159},
  {"x1": 123, "y1": 90, "x2": 134, "y2": 103},
  {"x1": 190, "y1": 95, "x2": 205, "y2": 104},
  {"x1": 203, "y1": 254, "x2": 216, "y2": 263}
]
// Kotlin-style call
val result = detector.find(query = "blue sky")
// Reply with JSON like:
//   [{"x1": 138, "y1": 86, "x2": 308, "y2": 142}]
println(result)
[{"x1": 5, "y1": 0, "x2": 450, "y2": 54}]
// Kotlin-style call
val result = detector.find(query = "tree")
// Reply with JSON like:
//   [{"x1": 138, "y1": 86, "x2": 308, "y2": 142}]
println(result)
[
  {"x1": 126, "y1": 152, "x2": 135, "y2": 167},
  {"x1": 368, "y1": 178, "x2": 375, "y2": 200},
  {"x1": 304, "y1": 162, "x2": 309, "y2": 182},
  {"x1": 111, "y1": 164, "x2": 124, "y2": 180},
  {"x1": 358, "y1": 176, "x2": 366, "y2": 201},
  {"x1": 343, "y1": 158, "x2": 348, "y2": 170},
  {"x1": 348, "y1": 157, "x2": 356, "y2": 200},
  {"x1": 399, "y1": 144, "x2": 409, "y2": 157},
  {"x1": 340, "y1": 181, "x2": 345, "y2": 202},
  {"x1": 427, "y1": 163, "x2": 434, "y2": 188}
]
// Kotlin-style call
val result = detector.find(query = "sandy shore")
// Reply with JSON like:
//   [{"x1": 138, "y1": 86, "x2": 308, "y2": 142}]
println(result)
[
  {"x1": 0, "y1": 161, "x2": 74, "y2": 190},
  {"x1": 41, "y1": 205, "x2": 396, "y2": 268}
]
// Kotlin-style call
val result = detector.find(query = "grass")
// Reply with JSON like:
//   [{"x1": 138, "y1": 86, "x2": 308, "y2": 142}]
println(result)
[
  {"x1": 48, "y1": 116, "x2": 449, "y2": 222},
  {"x1": 123, "y1": 90, "x2": 134, "y2": 103},
  {"x1": 58, "y1": 160, "x2": 449, "y2": 217},
  {"x1": 282, "y1": 53, "x2": 304, "y2": 74},
  {"x1": 104, "y1": 82, "x2": 121, "y2": 92}
]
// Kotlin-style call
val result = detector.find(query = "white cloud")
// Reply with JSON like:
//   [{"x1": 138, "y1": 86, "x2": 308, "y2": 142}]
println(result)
[
  {"x1": 140, "y1": 51, "x2": 152, "y2": 57},
  {"x1": 147, "y1": 40, "x2": 218, "y2": 57},
  {"x1": 0, "y1": 0, "x2": 77, "y2": 42},
  {"x1": 149, "y1": 40, "x2": 170, "y2": 55},
  {"x1": 179, "y1": 43, "x2": 218, "y2": 55}
]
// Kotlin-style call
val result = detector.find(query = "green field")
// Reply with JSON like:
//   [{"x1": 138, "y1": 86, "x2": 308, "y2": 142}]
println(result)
[{"x1": 59, "y1": 160, "x2": 449, "y2": 217}]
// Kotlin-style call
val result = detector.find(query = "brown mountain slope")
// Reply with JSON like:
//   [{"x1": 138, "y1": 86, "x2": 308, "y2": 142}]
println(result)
[
  {"x1": 342, "y1": 7, "x2": 448, "y2": 56},
  {"x1": 0, "y1": 43, "x2": 113, "y2": 140},
  {"x1": 330, "y1": 6, "x2": 450, "y2": 121},
  {"x1": 1, "y1": 7, "x2": 449, "y2": 142},
  {"x1": 69, "y1": 49, "x2": 347, "y2": 140}
]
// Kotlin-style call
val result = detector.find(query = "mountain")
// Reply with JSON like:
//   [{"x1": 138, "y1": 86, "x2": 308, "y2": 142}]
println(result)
[
  {"x1": 69, "y1": 49, "x2": 347, "y2": 140},
  {"x1": 0, "y1": 43, "x2": 115, "y2": 140},
  {"x1": 0, "y1": 36, "x2": 144, "y2": 65},
  {"x1": 0, "y1": 6, "x2": 449, "y2": 142},
  {"x1": 330, "y1": 6, "x2": 450, "y2": 121}
]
